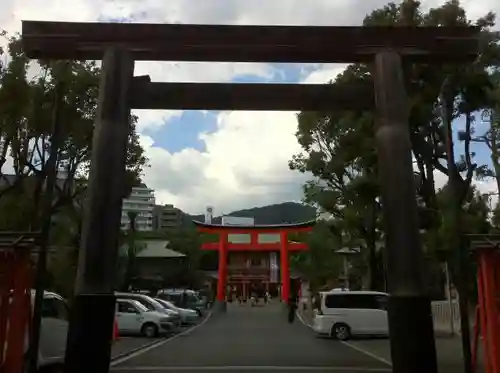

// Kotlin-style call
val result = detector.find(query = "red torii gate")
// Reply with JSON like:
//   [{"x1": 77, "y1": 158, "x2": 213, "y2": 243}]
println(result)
[{"x1": 193, "y1": 220, "x2": 315, "y2": 307}]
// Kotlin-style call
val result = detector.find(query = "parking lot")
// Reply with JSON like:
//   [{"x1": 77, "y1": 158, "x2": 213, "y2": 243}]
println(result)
[
  {"x1": 110, "y1": 302, "x2": 393, "y2": 373},
  {"x1": 111, "y1": 312, "x2": 211, "y2": 363},
  {"x1": 296, "y1": 309, "x2": 485, "y2": 373},
  {"x1": 108, "y1": 301, "x2": 486, "y2": 373}
]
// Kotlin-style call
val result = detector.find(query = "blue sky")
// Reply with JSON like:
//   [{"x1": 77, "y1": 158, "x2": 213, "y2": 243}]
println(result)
[{"x1": 140, "y1": 63, "x2": 316, "y2": 153}]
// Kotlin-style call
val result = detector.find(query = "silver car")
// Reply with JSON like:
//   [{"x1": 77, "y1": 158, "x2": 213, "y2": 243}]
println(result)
[{"x1": 155, "y1": 298, "x2": 200, "y2": 325}]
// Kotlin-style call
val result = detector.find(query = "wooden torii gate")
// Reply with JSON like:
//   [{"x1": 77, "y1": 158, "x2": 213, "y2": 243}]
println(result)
[{"x1": 21, "y1": 20, "x2": 479, "y2": 373}]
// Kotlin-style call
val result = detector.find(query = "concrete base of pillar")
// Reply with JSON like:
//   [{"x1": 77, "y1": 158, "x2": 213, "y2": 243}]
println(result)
[{"x1": 214, "y1": 300, "x2": 227, "y2": 312}]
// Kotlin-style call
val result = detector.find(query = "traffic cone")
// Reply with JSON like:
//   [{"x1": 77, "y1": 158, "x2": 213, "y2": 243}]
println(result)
[{"x1": 113, "y1": 318, "x2": 119, "y2": 342}]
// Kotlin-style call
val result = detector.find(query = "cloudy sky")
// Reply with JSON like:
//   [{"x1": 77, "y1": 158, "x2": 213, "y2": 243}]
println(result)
[{"x1": 2, "y1": 0, "x2": 499, "y2": 214}]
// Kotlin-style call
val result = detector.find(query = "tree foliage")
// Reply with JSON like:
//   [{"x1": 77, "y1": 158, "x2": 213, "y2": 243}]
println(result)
[
  {"x1": 0, "y1": 34, "x2": 148, "y2": 231},
  {"x1": 289, "y1": 0, "x2": 499, "y2": 291},
  {"x1": 0, "y1": 34, "x2": 149, "y2": 295},
  {"x1": 290, "y1": 221, "x2": 344, "y2": 291}
]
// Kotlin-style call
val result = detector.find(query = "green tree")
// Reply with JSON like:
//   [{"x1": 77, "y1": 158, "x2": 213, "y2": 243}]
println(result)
[
  {"x1": 290, "y1": 221, "x2": 344, "y2": 291},
  {"x1": 290, "y1": 0, "x2": 499, "y2": 293},
  {"x1": 121, "y1": 211, "x2": 139, "y2": 291},
  {"x1": 0, "y1": 34, "x2": 149, "y2": 295},
  {"x1": 289, "y1": 75, "x2": 382, "y2": 289},
  {"x1": 0, "y1": 34, "x2": 148, "y2": 230}
]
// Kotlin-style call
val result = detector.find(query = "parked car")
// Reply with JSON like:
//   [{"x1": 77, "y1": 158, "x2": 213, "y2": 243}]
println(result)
[
  {"x1": 155, "y1": 298, "x2": 200, "y2": 325},
  {"x1": 115, "y1": 292, "x2": 181, "y2": 330},
  {"x1": 7, "y1": 290, "x2": 69, "y2": 371},
  {"x1": 312, "y1": 290, "x2": 389, "y2": 341},
  {"x1": 156, "y1": 289, "x2": 206, "y2": 316},
  {"x1": 116, "y1": 299, "x2": 173, "y2": 337}
]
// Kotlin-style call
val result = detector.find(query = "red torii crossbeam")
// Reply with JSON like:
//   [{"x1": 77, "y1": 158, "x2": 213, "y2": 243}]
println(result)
[{"x1": 193, "y1": 220, "x2": 315, "y2": 307}]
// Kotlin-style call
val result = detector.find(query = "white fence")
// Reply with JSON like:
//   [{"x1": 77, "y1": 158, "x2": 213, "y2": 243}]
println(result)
[{"x1": 431, "y1": 300, "x2": 463, "y2": 335}]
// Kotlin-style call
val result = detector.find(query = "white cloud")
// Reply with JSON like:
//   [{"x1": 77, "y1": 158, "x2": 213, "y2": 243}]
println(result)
[{"x1": 2, "y1": 0, "x2": 500, "y2": 214}]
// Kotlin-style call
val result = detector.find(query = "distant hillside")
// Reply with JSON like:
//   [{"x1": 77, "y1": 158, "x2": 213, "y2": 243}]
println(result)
[{"x1": 185, "y1": 202, "x2": 316, "y2": 225}]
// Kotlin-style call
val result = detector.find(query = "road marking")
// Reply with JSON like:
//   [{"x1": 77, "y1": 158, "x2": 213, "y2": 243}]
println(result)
[
  {"x1": 340, "y1": 341, "x2": 392, "y2": 367},
  {"x1": 110, "y1": 311, "x2": 212, "y2": 367},
  {"x1": 295, "y1": 310, "x2": 392, "y2": 367},
  {"x1": 111, "y1": 366, "x2": 392, "y2": 371}
]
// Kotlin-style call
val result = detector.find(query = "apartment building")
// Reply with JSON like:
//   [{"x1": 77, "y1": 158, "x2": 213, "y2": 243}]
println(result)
[
  {"x1": 152, "y1": 204, "x2": 184, "y2": 230},
  {"x1": 121, "y1": 184, "x2": 155, "y2": 231}
]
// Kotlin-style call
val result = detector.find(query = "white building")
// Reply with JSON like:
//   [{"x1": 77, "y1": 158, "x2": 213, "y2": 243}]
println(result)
[{"x1": 121, "y1": 184, "x2": 155, "y2": 231}]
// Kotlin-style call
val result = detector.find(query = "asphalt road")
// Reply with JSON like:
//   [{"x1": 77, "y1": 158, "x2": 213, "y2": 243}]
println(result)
[{"x1": 110, "y1": 302, "x2": 392, "y2": 373}]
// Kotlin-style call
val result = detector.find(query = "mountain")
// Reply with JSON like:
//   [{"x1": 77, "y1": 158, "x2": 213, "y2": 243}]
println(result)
[{"x1": 185, "y1": 202, "x2": 317, "y2": 225}]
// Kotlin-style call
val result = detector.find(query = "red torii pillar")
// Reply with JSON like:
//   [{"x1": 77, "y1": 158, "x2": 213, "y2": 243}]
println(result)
[
  {"x1": 471, "y1": 245, "x2": 500, "y2": 373},
  {"x1": 193, "y1": 220, "x2": 315, "y2": 312},
  {"x1": 280, "y1": 231, "x2": 290, "y2": 303},
  {"x1": 216, "y1": 232, "x2": 228, "y2": 307}
]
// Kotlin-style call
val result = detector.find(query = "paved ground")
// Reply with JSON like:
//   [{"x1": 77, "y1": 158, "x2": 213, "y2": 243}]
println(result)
[
  {"x1": 110, "y1": 302, "x2": 392, "y2": 373},
  {"x1": 344, "y1": 337, "x2": 484, "y2": 373},
  {"x1": 298, "y1": 308, "x2": 485, "y2": 373},
  {"x1": 111, "y1": 336, "x2": 163, "y2": 360},
  {"x1": 111, "y1": 318, "x2": 208, "y2": 361}
]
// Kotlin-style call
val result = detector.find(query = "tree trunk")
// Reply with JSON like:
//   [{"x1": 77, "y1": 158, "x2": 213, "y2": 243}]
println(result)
[
  {"x1": 122, "y1": 213, "x2": 137, "y2": 291},
  {"x1": 367, "y1": 201, "x2": 379, "y2": 290}
]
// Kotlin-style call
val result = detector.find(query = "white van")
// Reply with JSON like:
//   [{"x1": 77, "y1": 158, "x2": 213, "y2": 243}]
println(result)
[{"x1": 312, "y1": 290, "x2": 389, "y2": 341}]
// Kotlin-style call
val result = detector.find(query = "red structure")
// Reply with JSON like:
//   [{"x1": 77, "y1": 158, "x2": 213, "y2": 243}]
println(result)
[
  {"x1": 194, "y1": 221, "x2": 314, "y2": 305},
  {"x1": 469, "y1": 237, "x2": 500, "y2": 373},
  {"x1": 0, "y1": 233, "x2": 38, "y2": 373}
]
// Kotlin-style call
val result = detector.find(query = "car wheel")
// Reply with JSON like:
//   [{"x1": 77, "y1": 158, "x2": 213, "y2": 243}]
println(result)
[
  {"x1": 141, "y1": 323, "x2": 159, "y2": 338},
  {"x1": 332, "y1": 323, "x2": 351, "y2": 341},
  {"x1": 195, "y1": 309, "x2": 202, "y2": 317}
]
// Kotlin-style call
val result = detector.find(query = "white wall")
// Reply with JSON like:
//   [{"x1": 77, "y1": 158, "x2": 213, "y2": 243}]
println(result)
[{"x1": 221, "y1": 215, "x2": 255, "y2": 226}]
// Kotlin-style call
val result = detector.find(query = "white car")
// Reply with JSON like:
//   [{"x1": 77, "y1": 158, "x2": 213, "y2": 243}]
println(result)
[
  {"x1": 155, "y1": 298, "x2": 199, "y2": 325},
  {"x1": 115, "y1": 292, "x2": 181, "y2": 330},
  {"x1": 312, "y1": 290, "x2": 389, "y2": 341},
  {"x1": 116, "y1": 298, "x2": 174, "y2": 337}
]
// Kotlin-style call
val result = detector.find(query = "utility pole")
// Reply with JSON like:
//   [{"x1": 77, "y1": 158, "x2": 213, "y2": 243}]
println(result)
[
  {"x1": 373, "y1": 50, "x2": 438, "y2": 373},
  {"x1": 63, "y1": 47, "x2": 134, "y2": 373}
]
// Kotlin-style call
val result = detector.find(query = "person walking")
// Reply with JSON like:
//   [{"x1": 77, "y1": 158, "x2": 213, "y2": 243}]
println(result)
[{"x1": 287, "y1": 280, "x2": 299, "y2": 323}]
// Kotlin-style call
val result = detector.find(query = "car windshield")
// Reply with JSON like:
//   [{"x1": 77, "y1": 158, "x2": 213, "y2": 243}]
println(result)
[
  {"x1": 156, "y1": 298, "x2": 178, "y2": 310},
  {"x1": 130, "y1": 300, "x2": 149, "y2": 313},
  {"x1": 134, "y1": 296, "x2": 165, "y2": 311}
]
